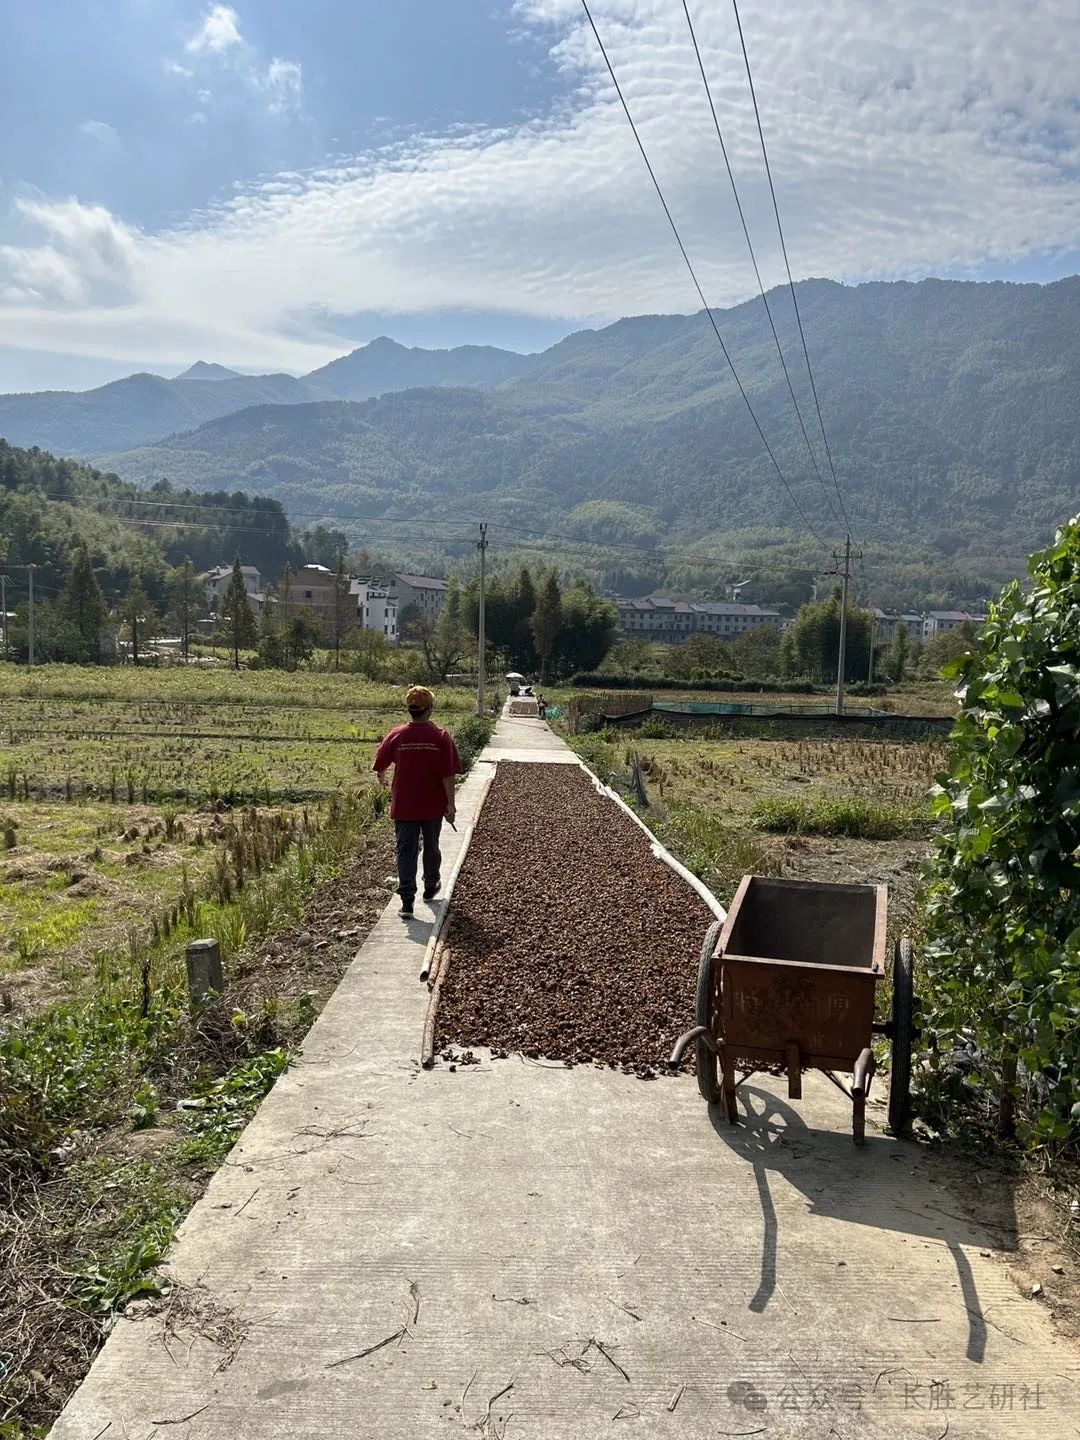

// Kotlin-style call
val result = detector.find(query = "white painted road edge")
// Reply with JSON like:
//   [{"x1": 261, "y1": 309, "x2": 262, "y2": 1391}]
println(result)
[{"x1": 580, "y1": 764, "x2": 728, "y2": 922}]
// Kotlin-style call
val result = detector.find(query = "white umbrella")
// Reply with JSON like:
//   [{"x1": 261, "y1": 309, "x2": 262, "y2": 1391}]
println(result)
[{"x1": 505, "y1": 671, "x2": 525, "y2": 680}]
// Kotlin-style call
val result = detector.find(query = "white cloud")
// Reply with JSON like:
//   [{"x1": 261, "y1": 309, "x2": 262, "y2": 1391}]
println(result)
[
  {"x1": 259, "y1": 58, "x2": 303, "y2": 116},
  {"x1": 186, "y1": 4, "x2": 242, "y2": 55},
  {"x1": 77, "y1": 120, "x2": 121, "y2": 149},
  {"x1": 4, "y1": 0, "x2": 1080, "y2": 371},
  {"x1": 164, "y1": 59, "x2": 194, "y2": 78}
]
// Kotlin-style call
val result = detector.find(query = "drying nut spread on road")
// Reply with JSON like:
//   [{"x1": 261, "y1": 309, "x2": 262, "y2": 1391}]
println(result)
[{"x1": 437, "y1": 760, "x2": 713, "y2": 1075}]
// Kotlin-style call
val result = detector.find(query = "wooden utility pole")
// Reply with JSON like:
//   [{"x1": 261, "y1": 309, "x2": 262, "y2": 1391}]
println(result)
[
  {"x1": 27, "y1": 565, "x2": 35, "y2": 668},
  {"x1": 476, "y1": 523, "x2": 488, "y2": 718},
  {"x1": 835, "y1": 534, "x2": 851, "y2": 717}
]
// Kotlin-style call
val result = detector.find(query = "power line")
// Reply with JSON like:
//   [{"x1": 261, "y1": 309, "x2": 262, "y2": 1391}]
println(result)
[
  {"x1": 680, "y1": 0, "x2": 842, "y2": 530},
  {"x1": 580, "y1": 0, "x2": 830, "y2": 551},
  {"x1": 730, "y1": 0, "x2": 855, "y2": 539}
]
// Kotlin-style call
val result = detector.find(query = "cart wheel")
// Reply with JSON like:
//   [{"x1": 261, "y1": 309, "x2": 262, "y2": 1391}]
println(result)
[
  {"x1": 888, "y1": 936, "x2": 915, "y2": 1134},
  {"x1": 696, "y1": 919, "x2": 724, "y2": 1105}
]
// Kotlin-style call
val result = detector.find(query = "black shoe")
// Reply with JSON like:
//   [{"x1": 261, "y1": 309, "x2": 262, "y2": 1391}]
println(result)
[
  {"x1": 400, "y1": 900, "x2": 414, "y2": 917},
  {"x1": 423, "y1": 881, "x2": 441, "y2": 902}
]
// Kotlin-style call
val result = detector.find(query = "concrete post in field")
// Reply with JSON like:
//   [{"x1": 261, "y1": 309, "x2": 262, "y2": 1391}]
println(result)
[{"x1": 186, "y1": 937, "x2": 223, "y2": 1010}]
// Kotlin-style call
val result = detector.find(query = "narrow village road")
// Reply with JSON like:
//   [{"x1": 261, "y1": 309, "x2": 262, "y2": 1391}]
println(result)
[{"x1": 52, "y1": 713, "x2": 1079, "y2": 1440}]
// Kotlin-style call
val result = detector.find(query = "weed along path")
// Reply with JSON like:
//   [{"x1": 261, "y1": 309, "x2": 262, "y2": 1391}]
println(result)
[{"x1": 52, "y1": 713, "x2": 1080, "y2": 1439}]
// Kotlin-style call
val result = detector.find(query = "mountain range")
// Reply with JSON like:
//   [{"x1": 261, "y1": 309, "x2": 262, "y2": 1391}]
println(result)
[{"x1": 2, "y1": 276, "x2": 1078, "y2": 607}]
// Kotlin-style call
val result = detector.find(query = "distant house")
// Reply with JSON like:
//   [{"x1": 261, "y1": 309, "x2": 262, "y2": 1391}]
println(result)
[
  {"x1": 615, "y1": 597, "x2": 781, "y2": 643},
  {"x1": 200, "y1": 563, "x2": 271, "y2": 615},
  {"x1": 391, "y1": 573, "x2": 448, "y2": 624},
  {"x1": 350, "y1": 578, "x2": 398, "y2": 644},
  {"x1": 923, "y1": 610, "x2": 986, "y2": 640},
  {"x1": 202, "y1": 564, "x2": 261, "y2": 603},
  {"x1": 872, "y1": 611, "x2": 923, "y2": 645}
]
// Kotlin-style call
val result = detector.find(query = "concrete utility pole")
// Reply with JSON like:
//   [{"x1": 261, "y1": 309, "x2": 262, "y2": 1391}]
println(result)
[
  {"x1": 27, "y1": 564, "x2": 35, "y2": 668},
  {"x1": 867, "y1": 608, "x2": 875, "y2": 685},
  {"x1": 476, "y1": 523, "x2": 488, "y2": 718},
  {"x1": 0, "y1": 575, "x2": 7, "y2": 660},
  {"x1": 835, "y1": 534, "x2": 851, "y2": 717}
]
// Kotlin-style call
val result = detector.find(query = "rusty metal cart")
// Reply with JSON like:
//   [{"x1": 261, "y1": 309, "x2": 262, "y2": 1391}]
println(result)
[{"x1": 669, "y1": 875, "x2": 917, "y2": 1144}]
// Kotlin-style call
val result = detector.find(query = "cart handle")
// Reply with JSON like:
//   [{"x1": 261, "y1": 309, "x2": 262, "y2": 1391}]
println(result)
[{"x1": 668, "y1": 1025, "x2": 719, "y2": 1068}]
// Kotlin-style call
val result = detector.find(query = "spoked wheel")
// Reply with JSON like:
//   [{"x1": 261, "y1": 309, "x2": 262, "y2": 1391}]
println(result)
[
  {"x1": 695, "y1": 920, "x2": 724, "y2": 1105},
  {"x1": 888, "y1": 936, "x2": 916, "y2": 1135}
]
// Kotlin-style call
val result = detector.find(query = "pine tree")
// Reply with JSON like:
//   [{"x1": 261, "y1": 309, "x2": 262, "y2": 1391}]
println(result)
[
  {"x1": 887, "y1": 622, "x2": 911, "y2": 682},
  {"x1": 531, "y1": 571, "x2": 562, "y2": 683},
  {"x1": 122, "y1": 574, "x2": 156, "y2": 665},
  {"x1": 166, "y1": 557, "x2": 205, "y2": 661},
  {"x1": 331, "y1": 553, "x2": 351, "y2": 671},
  {"x1": 59, "y1": 543, "x2": 108, "y2": 663},
  {"x1": 257, "y1": 588, "x2": 283, "y2": 668},
  {"x1": 220, "y1": 554, "x2": 256, "y2": 669}
]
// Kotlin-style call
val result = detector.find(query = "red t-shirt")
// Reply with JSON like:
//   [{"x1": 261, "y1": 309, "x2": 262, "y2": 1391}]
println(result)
[{"x1": 373, "y1": 722, "x2": 462, "y2": 821}]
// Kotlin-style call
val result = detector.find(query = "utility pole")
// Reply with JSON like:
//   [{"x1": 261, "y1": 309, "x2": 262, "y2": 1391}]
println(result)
[
  {"x1": 476, "y1": 523, "x2": 488, "y2": 718},
  {"x1": 27, "y1": 564, "x2": 35, "y2": 668},
  {"x1": 835, "y1": 534, "x2": 851, "y2": 717},
  {"x1": 0, "y1": 575, "x2": 7, "y2": 660},
  {"x1": 867, "y1": 608, "x2": 875, "y2": 685}
]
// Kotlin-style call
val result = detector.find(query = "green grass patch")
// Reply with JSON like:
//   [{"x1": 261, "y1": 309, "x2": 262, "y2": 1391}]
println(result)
[{"x1": 751, "y1": 793, "x2": 933, "y2": 839}]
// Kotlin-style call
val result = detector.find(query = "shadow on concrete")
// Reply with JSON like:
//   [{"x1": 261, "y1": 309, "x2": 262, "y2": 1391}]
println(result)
[{"x1": 709, "y1": 1085, "x2": 1019, "y2": 1362}]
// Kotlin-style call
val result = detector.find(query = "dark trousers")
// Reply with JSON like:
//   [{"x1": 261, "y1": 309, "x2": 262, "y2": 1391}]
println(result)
[{"x1": 394, "y1": 818, "x2": 443, "y2": 902}]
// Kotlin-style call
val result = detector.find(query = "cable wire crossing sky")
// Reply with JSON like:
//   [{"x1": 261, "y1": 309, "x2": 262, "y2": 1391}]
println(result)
[{"x1": 0, "y1": 0, "x2": 1078, "y2": 390}]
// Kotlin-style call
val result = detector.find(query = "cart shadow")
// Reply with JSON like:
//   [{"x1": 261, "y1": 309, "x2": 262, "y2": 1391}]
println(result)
[{"x1": 709, "y1": 1085, "x2": 1019, "y2": 1363}]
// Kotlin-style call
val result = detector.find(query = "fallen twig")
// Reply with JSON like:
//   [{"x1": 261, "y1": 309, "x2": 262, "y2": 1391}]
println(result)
[
  {"x1": 325, "y1": 1327, "x2": 406, "y2": 1367},
  {"x1": 886, "y1": 1316, "x2": 941, "y2": 1323},
  {"x1": 690, "y1": 1314, "x2": 747, "y2": 1342},
  {"x1": 233, "y1": 1188, "x2": 259, "y2": 1217},
  {"x1": 461, "y1": 1365, "x2": 478, "y2": 1422},
  {"x1": 152, "y1": 1401, "x2": 212, "y2": 1425},
  {"x1": 668, "y1": 1383, "x2": 686, "y2": 1412},
  {"x1": 608, "y1": 1298, "x2": 642, "y2": 1320},
  {"x1": 593, "y1": 1339, "x2": 630, "y2": 1384},
  {"x1": 409, "y1": 1280, "x2": 421, "y2": 1326}
]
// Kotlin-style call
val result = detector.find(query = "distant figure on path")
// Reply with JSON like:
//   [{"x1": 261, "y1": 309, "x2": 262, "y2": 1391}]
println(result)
[
  {"x1": 537, "y1": 694, "x2": 548, "y2": 720},
  {"x1": 373, "y1": 685, "x2": 461, "y2": 917}
]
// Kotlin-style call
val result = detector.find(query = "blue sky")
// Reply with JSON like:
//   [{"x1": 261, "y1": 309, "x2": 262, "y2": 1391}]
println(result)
[{"x1": 1, "y1": 0, "x2": 1079, "y2": 391}]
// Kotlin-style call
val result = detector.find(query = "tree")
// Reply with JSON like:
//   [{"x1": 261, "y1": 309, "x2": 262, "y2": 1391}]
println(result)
[
  {"x1": 59, "y1": 542, "x2": 108, "y2": 663},
  {"x1": 786, "y1": 591, "x2": 871, "y2": 682},
  {"x1": 410, "y1": 577, "x2": 470, "y2": 680},
  {"x1": 330, "y1": 553, "x2": 352, "y2": 671},
  {"x1": 345, "y1": 626, "x2": 391, "y2": 680},
  {"x1": 256, "y1": 590, "x2": 284, "y2": 668},
  {"x1": 122, "y1": 574, "x2": 156, "y2": 665},
  {"x1": 283, "y1": 608, "x2": 321, "y2": 668},
  {"x1": 556, "y1": 584, "x2": 618, "y2": 677},
  {"x1": 925, "y1": 516, "x2": 1080, "y2": 1141},
  {"x1": 730, "y1": 625, "x2": 782, "y2": 680},
  {"x1": 886, "y1": 622, "x2": 911, "y2": 682},
  {"x1": 531, "y1": 571, "x2": 562, "y2": 683},
  {"x1": 166, "y1": 557, "x2": 206, "y2": 660},
  {"x1": 509, "y1": 567, "x2": 538, "y2": 672},
  {"x1": 219, "y1": 554, "x2": 256, "y2": 669}
]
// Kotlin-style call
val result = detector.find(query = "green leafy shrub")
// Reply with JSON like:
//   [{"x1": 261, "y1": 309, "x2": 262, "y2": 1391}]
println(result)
[
  {"x1": 751, "y1": 793, "x2": 930, "y2": 839},
  {"x1": 924, "y1": 515, "x2": 1080, "y2": 1142},
  {"x1": 452, "y1": 715, "x2": 494, "y2": 774}
]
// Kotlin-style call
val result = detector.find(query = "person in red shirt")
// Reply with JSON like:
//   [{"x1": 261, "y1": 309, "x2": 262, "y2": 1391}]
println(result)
[{"x1": 373, "y1": 685, "x2": 461, "y2": 917}]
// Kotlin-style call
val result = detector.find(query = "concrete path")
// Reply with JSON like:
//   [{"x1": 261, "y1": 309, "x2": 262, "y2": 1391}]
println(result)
[{"x1": 52, "y1": 716, "x2": 1079, "y2": 1439}]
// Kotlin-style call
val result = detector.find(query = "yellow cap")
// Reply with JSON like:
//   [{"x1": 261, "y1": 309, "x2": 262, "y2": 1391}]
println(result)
[{"x1": 405, "y1": 685, "x2": 435, "y2": 711}]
